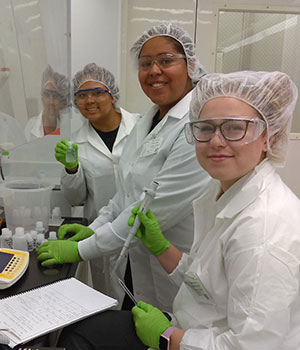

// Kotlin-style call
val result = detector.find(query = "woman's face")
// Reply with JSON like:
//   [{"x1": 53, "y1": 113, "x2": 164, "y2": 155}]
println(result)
[
  {"x1": 138, "y1": 36, "x2": 193, "y2": 117},
  {"x1": 195, "y1": 97, "x2": 268, "y2": 192},
  {"x1": 75, "y1": 81, "x2": 114, "y2": 124},
  {"x1": 42, "y1": 81, "x2": 61, "y2": 118}
]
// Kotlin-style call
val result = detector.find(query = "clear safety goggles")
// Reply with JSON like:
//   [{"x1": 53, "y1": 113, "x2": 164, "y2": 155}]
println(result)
[
  {"x1": 138, "y1": 53, "x2": 186, "y2": 71},
  {"x1": 74, "y1": 87, "x2": 110, "y2": 102},
  {"x1": 185, "y1": 117, "x2": 266, "y2": 145},
  {"x1": 42, "y1": 89, "x2": 61, "y2": 100}
]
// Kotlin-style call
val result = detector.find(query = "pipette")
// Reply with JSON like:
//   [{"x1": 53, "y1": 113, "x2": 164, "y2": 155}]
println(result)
[{"x1": 111, "y1": 180, "x2": 159, "y2": 276}]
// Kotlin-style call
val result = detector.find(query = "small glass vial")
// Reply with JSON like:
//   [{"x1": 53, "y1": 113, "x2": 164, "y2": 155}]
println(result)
[{"x1": 66, "y1": 141, "x2": 76, "y2": 163}]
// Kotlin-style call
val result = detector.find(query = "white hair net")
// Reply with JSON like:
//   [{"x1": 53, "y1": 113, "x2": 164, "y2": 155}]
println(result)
[
  {"x1": 130, "y1": 22, "x2": 206, "y2": 85},
  {"x1": 189, "y1": 71, "x2": 298, "y2": 166},
  {"x1": 41, "y1": 65, "x2": 71, "y2": 109},
  {"x1": 72, "y1": 63, "x2": 120, "y2": 109}
]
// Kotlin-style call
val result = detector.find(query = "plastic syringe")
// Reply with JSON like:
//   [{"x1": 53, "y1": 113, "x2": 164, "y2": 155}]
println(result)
[{"x1": 111, "y1": 180, "x2": 159, "y2": 277}]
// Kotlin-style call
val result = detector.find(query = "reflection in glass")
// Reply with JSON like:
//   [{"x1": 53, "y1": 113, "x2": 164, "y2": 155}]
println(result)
[
  {"x1": 0, "y1": 0, "x2": 73, "y2": 183},
  {"x1": 24, "y1": 65, "x2": 71, "y2": 142},
  {"x1": 216, "y1": 10, "x2": 300, "y2": 132}
]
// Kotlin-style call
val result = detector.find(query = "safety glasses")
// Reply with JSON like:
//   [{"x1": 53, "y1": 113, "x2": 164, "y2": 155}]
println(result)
[
  {"x1": 185, "y1": 117, "x2": 266, "y2": 145},
  {"x1": 138, "y1": 53, "x2": 186, "y2": 71},
  {"x1": 74, "y1": 87, "x2": 110, "y2": 102}
]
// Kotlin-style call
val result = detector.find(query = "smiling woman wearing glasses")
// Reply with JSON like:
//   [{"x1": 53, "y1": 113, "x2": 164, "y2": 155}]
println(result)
[
  {"x1": 56, "y1": 70, "x2": 300, "y2": 350},
  {"x1": 53, "y1": 63, "x2": 137, "y2": 303}
]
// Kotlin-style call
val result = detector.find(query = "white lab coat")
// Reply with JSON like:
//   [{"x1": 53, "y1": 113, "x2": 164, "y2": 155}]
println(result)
[
  {"x1": 170, "y1": 159, "x2": 300, "y2": 350},
  {"x1": 79, "y1": 90, "x2": 211, "y2": 311},
  {"x1": 60, "y1": 108, "x2": 137, "y2": 223},
  {"x1": 24, "y1": 109, "x2": 83, "y2": 142},
  {"x1": 60, "y1": 108, "x2": 137, "y2": 304}
]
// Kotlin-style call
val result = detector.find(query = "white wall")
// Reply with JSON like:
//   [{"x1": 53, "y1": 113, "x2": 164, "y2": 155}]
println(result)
[{"x1": 71, "y1": 0, "x2": 122, "y2": 81}]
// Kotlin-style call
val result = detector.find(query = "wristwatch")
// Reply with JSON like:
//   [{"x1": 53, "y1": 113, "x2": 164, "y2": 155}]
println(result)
[{"x1": 159, "y1": 326, "x2": 177, "y2": 350}]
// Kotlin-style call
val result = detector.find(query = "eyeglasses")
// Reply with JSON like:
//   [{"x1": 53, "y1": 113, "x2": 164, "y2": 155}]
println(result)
[
  {"x1": 74, "y1": 87, "x2": 110, "y2": 102},
  {"x1": 138, "y1": 53, "x2": 186, "y2": 71},
  {"x1": 42, "y1": 89, "x2": 61, "y2": 100},
  {"x1": 185, "y1": 117, "x2": 266, "y2": 145}
]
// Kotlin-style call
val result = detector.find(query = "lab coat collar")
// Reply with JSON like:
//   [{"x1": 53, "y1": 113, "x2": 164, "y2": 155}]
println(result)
[
  {"x1": 135, "y1": 89, "x2": 194, "y2": 148},
  {"x1": 114, "y1": 108, "x2": 137, "y2": 145},
  {"x1": 73, "y1": 108, "x2": 135, "y2": 158},
  {"x1": 216, "y1": 159, "x2": 275, "y2": 219},
  {"x1": 194, "y1": 160, "x2": 275, "y2": 220}
]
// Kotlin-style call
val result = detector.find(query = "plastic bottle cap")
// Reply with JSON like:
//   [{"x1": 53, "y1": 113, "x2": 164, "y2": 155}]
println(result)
[
  {"x1": 48, "y1": 231, "x2": 57, "y2": 240},
  {"x1": 15, "y1": 227, "x2": 25, "y2": 236},
  {"x1": 35, "y1": 221, "x2": 44, "y2": 229},
  {"x1": 37, "y1": 233, "x2": 45, "y2": 242},
  {"x1": 52, "y1": 207, "x2": 61, "y2": 217},
  {"x1": 25, "y1": 233, "x2": 33, "y2": 241},
  {"x1": 30, "y1": 230, "x2": 38, "y2": 238},
  {"x1": 2, "y1": 229, "x2": 12, "y2": 237},
  {"x1": 1, "y1": 228, "x2": 10, "y2": 235}
]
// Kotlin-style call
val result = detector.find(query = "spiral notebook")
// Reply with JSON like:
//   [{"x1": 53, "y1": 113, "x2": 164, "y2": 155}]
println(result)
[{"x1": 0, "y1": 277, "x2": 118, "y2": 348}]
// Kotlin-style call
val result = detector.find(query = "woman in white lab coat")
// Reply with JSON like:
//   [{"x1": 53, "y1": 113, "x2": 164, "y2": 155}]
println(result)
[
  {"x1": 55, "y1": 63, "x2": 137, "y2": 301},
  {"x1": 24, "y1": 65, "x2": 72, "y2": 141},
  {"x1": 131, "y1": 71, "x2": 300, "y2": 350},
  {"x1": 57, "y1": 71, "x2": 300, "y2": 350},
  {"x1": 37, "y1": 23, "x2": 210, "y2": 311},
  {"x1": 57, "y1": 63, "x2": 137, "y2": 223}
]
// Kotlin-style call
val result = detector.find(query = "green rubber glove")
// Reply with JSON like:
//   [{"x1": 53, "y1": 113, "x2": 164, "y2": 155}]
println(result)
[
  {"x1": 58, "y1": 223, "x2": 94, "y2": 241},
  {"x1": 37, "y1": 240, "x2": 80, "y2": 266},
  {"x1": 129, "y1": 206, "x2": 170, "y2": 256},
  {"x1": 132, "y1": 300, "x2": 172, "y2": 349},
  {"x1": 55, "y1": 139, "x2": 78, "y2": 169}
]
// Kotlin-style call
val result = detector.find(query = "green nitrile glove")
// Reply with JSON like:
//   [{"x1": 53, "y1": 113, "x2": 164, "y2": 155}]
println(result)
[
  {"x1": 129, "y1": 206, "x2": 170, "y2": 256},
  {"x1": 37, "y1": 240, "x2": 79, "y2": 266},
  {"x1": 57, "y1": 223, "x2": 94, "y2": 241},
  {"x1": 55, "y1": 139, "x2": 78, "y2": 169},
  {"x1": 132, "y1": 300, "x2": 172, "y2": 349}
]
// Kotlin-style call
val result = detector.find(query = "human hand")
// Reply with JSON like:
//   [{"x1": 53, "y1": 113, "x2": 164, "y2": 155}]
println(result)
[
  {"x1": 57, "y1": 223, "x2": 94, "y2": 241},
  {"x1": 131, "y1": 300, "x2": 172, "y2": 349},
  {"x1": 55, "y1": 139, "x2": 78, "y2": 169},
  {"x1": 37, "y1": 240, "x2": 79, "y2": 266},
  {"x1": 129, "y1": 206, "x2": 170, "y2": 256}
]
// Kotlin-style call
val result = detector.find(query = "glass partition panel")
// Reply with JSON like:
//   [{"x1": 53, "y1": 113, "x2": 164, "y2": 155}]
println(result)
[
  {"x1": 0, "y1": 0, "x2": 81, "y2": 184},
  {"x1": 216, "y1": 10, "x2": 300, "y2": 132}
]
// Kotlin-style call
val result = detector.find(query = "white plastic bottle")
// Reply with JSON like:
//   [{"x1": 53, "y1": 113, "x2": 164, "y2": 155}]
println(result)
[
  {"x1": 36, "y1": 233, "x2": 46, "y2": 249},
  {"x1": 13, "y1": 227, "x2": 27, "y2": 251},
  {"x1": 1, "y1": 228, "x2": 13, "y2": 249},
  {"x1": 48, "y1": 231, "x2": 57, "y2": 241},
  {"x1": 35, "y1": 221, "x2": 45, "y2": 234},
  {"x1": 66, "y1": 141, "x2": 76, "y2": 163},
  {"x1": 25, "y1": 233, "x2": 34, "y2": 252}
]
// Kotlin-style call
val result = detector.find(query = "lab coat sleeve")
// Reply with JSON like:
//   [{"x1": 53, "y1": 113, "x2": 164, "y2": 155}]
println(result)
[
  {"x1": 78, "y1": 191, "x2": 140, "y2": 260},
  {"x1": 179, "y1": 215, "x2": 300, "y2": 350},
  {"x1": 60, "y1": 163, "x2": 88, "y2": 206},
  {"x1": 169, "y1": 252, "x2": 193, "y2": 287}
]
